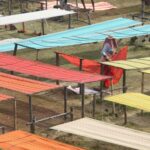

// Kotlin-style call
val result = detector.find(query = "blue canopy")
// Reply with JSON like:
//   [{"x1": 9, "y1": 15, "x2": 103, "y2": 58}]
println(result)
[{"x1": 0, "y1": 18, "x2": 142, "y2": 52}]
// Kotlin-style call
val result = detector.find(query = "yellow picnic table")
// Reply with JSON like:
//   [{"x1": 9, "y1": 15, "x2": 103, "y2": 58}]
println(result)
[
  {"x1": 104, "y1": 92, "x2": 150, "y2": 123},
  {"x1": 101, "y1": 57, "x2": 150, "y2": 93}
]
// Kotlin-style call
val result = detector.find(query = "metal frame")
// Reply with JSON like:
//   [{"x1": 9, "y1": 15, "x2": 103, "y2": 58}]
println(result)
[
  {"x1": 100, "y1": 57, "x2": 150, "y2": 124},
  {"x1": 132, "y1": 0, "x2": 150, "y2": 22},
  {"x1": 27, "y1": 107, "x2": 74, "y2": 133},
  {"x1": 27, "y1": 87, "x2": 67, "y2": 130},
  {"x1": 55, "y1": 52, "x2": 112, "y2": 118}
]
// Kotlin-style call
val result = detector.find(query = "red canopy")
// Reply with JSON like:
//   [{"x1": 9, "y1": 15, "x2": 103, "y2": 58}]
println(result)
[
  {"x1": 57, "y1": 46, "x2": 128, "y2": 87},
  {"x1": 0, "y1": 53, "x2": 111, "y2": 83}
]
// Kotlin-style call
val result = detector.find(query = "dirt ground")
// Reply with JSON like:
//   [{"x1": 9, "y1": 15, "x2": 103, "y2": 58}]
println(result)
[{"x1": 0, "y1": 0, "x2": 150, "y2": 150}]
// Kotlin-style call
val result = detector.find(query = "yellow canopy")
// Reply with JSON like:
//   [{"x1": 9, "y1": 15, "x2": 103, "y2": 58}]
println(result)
[
  {"x1": 101, "y1": 57, "x2": 150, "y2": 70},
  {"x1": 104, "y1": 93, "x2": 150, "y2": 111},
  {"x1": 141, "y1": 69, "x2": 150, "y2": 74}
]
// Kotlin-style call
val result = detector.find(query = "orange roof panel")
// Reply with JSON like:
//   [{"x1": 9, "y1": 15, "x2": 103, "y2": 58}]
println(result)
[
  {"x1": 0, "y1": 130, "x2": 85, "y2": 150},
  {"x1": 0, "y1": 72, "x2": 60, "y2": 95},
  {"x1": 0, "y1": 93, "x2": 14, "y2": 102}
]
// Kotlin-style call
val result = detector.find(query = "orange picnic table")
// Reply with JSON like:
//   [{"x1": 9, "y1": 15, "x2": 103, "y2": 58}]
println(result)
[
  {"x1": 0, "y1": 72, "x2": 60, "y2": 131},
  {"x1": 0, "y1": 130, "x2": 85, "y2": 150}
]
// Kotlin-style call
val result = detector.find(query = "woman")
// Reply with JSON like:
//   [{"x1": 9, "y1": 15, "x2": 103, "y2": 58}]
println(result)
[{"x1": 100, "y1": 36, "x2": 118, "y2": 61}]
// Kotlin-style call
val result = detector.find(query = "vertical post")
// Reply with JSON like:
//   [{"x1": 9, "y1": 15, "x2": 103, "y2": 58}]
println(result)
[
  {"x1": 100, "y1": 64, "x2": 104, "y2": 101},
  {"x1": 75, "y1": 0, "x2": 79, "y2": 20},
  {"x1": 92, "y1": 94, "x2": 96, "y2": 118},
  {"x1": 13, "y1": 43, "x2": 18, "y2": 56},
  {"x1": 13, "y1": 99, "x2": 17, "y2": 130},
  {"x1": 28, "y1": 95, "x2": 33, "y2": 122},
  {"x1": 41, "y1": 19, "x2": 45, "y2": 35},
  {"x1": 45, "y1": 0, "x2": 48, "y2": 9},
  {"x1": 36, "y1": 50, "x2": 39, "y2": 61},
  {"x1": 122, "y1": 70, "x2": 127, "y2": 124},
  {"x1": 79, "y1": 59, "x2": 83, "y2": 71},
  {"x1": 8, "y1": 0, "x2": 12, "y2": 15},
  {"x1": 141, "y1": 0, "x2": 145, "y2": 22},
  {"x1": 141, "y1": 72, "x2": 144, "y2": 115},
  {"x1": 81, "y1": 83, "x2": 85, "y2": 117},
  {"x1": 55, "y1": 52, "x2": 60, "y2": 85},
  {"x1": 70, "y1": 107, "x2": 74, "y2": 121},
  {"x1": 68, "y1": 14, "x2": 71, "y2": 29},
  {"x1": 41, "y1": 1, "x2": 45, "y2": 35},
  {"x1": 22, "y1": 22, "x2": 25, "y2": 33},
  {"x1": 87, "y1": 11, "x2": 91, "y2": 25},
  {"x1": 56, "y1": 52, "x2": 60, "y2": 66},
  {"x1": 110, "y1": 79, "x2": 115, "y2": 114},
  {"x1": 64, "y1": 86, "x2": 67, "y2": 114},
  {"x1": 122, "y1": 70, "x2": 127, "y2": 93},
  {"x1": 123, "y1": 106, "x2": 127, "y2": 124},
  {"x1": 30, "y1": 116, "x2": 36, "y2": 133},
  {"x1": 141, "y1": 72, "x2": 144, "y2": 93},
  {"x1": 91, "y1": 0, "x2": 95, "y2": 11},
  {"x1": 79, "y1": 59, "x2": 83, "y2": 94},
  {"x1": 19, "y1": 0, "x2": 23, "y2": 13}
]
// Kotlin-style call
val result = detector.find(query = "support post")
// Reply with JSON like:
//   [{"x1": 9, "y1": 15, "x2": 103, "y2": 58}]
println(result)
[
  {"x1": 79, "y1": 59, "x2": 83, "y2": 71},
  {"x1": 28, "y1": 95, "x2": 33, "y2": 122},
  {"x1": 141, "y1": 72, "x2": 144, "y2": 93},
  {"x1": 81, "y1": 83, "x2": 85, "y2": 117},
  {"x1": 100, "y1": 64, "x2": 104, "y2": 101},
  {"x1": 45, "y1": 0, "x2": 48, "y2": 9},
  {"x1": 110, "y1": 79, "x2": 116, "y2": 114},
  {"x1": 8, "y1": 0, "x2": 12, "y2": 15},
  {"x1": 122, "y1": 70, "x2": 127, "y2": 93},
  {"x1": 92, "y1": 94, "x2": 96, "y2": 118},
  {"x1": 68, "y1": 14, "x2": 71, "y2": 29},
  {"x1": 75, "y1": 0, "x2": 79, "y2": 20},
  {"x1": 36, "y1": 49, "x2": 39, "y2": 60},
  {"x1": 41, "y1": 19, "x2": 45, "y2": 35},
  {"x1": 123, "y1": 106, "x2": 127, "y2": 125},
  {"x1": 64, "y1": 86, "x2": 67, "y2": 114},
  {"x1": 40, "y1": 2, "x2": 44, "y2": 10},
  {"x1": 13, "y1": 99, "x2": 17, "y2": 130},
  {"x1": 91, "y1": 0, "x2": 95, "y2": 11},
  {"x1": 122, "y1": 70, "x2": 127, "y2": 124},
  {"x1": 56, "y1": 52, "x2": 60, "y2": 66},
  {"x1": 141, "y1": 0, "x2": 145, "y2": 22},
  {"x1": 141, "y1": 72, "x2": 144, "y2": 115},
  {"x1": 13, "y1": 43, "x2": 18, "y2": 56},
  {"x1": 70, "y1": 107, "x2": 74, "y2": 121},
  {"x1": 55, "y1": 52, "x2": 60, "y2": 85},
  {"x1": 30, "y1": 116, "x2": 36, "y2": 133},
  {"x1": 22, "y1": 22, "x2": 25, "y2": 33},
  {"x1": 79, "y1": 59, "x2": 83, "y2": 94}
]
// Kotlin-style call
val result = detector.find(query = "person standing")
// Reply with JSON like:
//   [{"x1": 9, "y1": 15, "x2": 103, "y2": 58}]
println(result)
[{"x1": 100, "y1": 36, "x2": 118, "y2": 61}]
